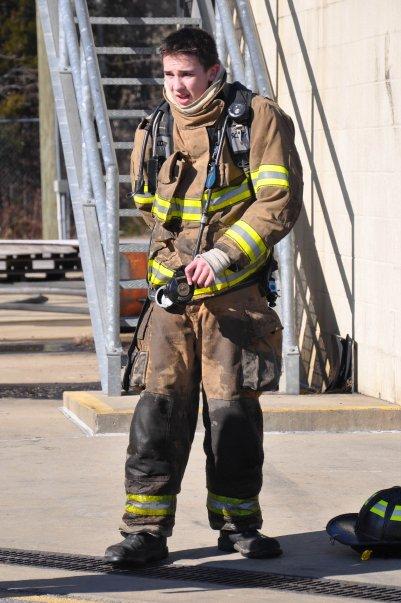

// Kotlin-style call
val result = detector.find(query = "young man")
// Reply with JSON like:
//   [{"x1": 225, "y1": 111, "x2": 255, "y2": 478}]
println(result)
[{"x1": 105, "y1": 27, "x2": 302, "y2": 564}]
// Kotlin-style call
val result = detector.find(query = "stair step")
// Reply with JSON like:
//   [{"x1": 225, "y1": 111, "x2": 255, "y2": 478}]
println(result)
[
  {"x1": 120, "y1": 279, "x2": 148, "y2": 289},
  {"x1": 108, "y1": 110, "x2": 147, "y2": 119},
  {"x1": 102, "y1": 77, "x2": 163, "y2": 86},
  {"x1": 88, "y1": 17, "x2": 201, "y2": 25},
  {"x1": 96, "y1": 46, "x2": 158, "y2": 55},
  {"x1": 119, "y1": 209, "x2": 140, "y2": 218},
  {"x1": 119, "y1": 242, "x2": 149, "y2": 253}
]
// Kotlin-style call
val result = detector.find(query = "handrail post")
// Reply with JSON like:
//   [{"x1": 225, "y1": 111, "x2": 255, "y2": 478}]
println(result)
[
  {"x1": 74, "y1": 0, "x2": 121, "y2": 358},
  {"x1": 60, "y1": 0, "x2": 107, "y2": 242},
  {"x1": 105, "y1": 164, "x2": 120, "y2": 356},
  {"x1": 215, "y1": 0, "x2": 245, "y2": 83},
  {"x1": 215, "y1": 4, "x2": 229, "y2": 78},
  {"x1": 244, "y1": 46, "x2": 256, "y2": 91},
  {"x1": 276, "y1": 232, "x2": 300, "y2": 394},
  {"x1": 233, "y1": 0, "x2": 272, "y2": 97}
]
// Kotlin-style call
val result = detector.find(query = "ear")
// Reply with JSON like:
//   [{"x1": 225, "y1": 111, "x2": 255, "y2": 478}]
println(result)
[{"x1": 208, "y1": 63, "x2": 220, "y2": 82}]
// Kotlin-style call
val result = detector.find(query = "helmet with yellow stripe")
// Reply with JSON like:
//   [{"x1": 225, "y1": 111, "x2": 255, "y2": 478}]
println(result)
[{"x1": 327, "y1": 486, "x2": 401, "y2": 558}]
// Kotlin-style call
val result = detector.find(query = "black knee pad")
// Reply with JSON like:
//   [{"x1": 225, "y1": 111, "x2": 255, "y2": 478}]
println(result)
[
  {"x1": 126, "y1": 392, "x2": 174, "y2": 481},
  {"x1": 204, "y1": 398, "x2": 264, "y2": 496}
]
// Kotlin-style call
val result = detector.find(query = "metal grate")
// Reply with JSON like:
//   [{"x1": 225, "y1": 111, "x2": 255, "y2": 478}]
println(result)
[{"x1": 1, "y1": 548, "x2": 401, "y2": 601}]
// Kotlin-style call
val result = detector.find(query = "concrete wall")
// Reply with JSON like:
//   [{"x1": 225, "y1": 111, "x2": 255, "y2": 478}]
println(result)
[{"x1": 251, "y1": 0, "x2": 401, "y2": 401}]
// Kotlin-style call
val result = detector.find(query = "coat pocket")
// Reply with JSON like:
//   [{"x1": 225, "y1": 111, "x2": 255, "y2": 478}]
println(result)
[
  {"x1": 130, "y1": 350, "x2": 149, "y2": 390},
  {"x1": 125, "y1": 303, "x2": 153, "y2": 392},
  {"x1": 240, "y1": 306, "x2": 283, "y2": 392},
  {"x1": 154, "y1": 151, "x2": 188, "y2": 224},
  {"x1": 241, "y1": 344, "x2": 281, "y2": 391}
]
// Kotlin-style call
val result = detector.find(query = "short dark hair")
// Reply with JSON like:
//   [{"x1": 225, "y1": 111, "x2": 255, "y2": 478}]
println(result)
[{"x1": 160, "y1": 27, "x2": 219, "y2": 70}]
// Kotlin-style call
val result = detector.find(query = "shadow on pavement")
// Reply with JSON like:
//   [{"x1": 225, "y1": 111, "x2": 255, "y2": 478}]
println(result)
[
  {"x1": 0, "y1": 382, "x2": 101, "y2": 400},
  {"x1": 1, "y1": 532, "x2": 401, "y2": 598}
]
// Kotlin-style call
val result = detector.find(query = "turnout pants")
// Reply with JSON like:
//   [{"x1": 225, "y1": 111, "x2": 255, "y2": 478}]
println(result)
[{"x1": 121, "y1": 283, "x2": 282, "y2": 537}]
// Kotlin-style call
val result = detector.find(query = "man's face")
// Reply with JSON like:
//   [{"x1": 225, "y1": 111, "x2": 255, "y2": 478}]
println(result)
[{"x1": 163, "y1": 53, "x2": 220, "y2": 107}]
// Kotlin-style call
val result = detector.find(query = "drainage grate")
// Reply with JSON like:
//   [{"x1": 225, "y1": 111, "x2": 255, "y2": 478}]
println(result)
[{"x1": 0, "y1": 548, "x2": 401, "y2": 601}]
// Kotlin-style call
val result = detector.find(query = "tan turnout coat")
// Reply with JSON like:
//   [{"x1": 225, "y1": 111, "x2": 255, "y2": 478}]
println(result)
[{"x1": 130, "y1": 85, "x2": 303, "y2": 299}]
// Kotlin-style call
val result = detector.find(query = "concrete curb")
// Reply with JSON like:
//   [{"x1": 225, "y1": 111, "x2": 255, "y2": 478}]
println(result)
[{"x1": 62, "y1": 391, "x2": 401, "y2": 435}]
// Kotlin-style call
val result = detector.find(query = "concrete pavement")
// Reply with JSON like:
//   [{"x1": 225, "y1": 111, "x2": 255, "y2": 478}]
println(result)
[
  {"x1": 2, "y1": 287, "x2": 401, "y2": 601},
  {"x1": 1, "y1": 397, "x2": 401, "y2": 602}
]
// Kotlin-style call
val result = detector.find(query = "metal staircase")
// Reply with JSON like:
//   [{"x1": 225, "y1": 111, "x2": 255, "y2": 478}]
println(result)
[{"x1": 37, "y1": 0, "x2": 300, "y2": 396}]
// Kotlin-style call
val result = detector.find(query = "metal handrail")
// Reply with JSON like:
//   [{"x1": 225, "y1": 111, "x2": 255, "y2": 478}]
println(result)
[
  {"x1": 61, "y1": 0, "x2": 120, "y2": 356},
  {"x1": 60, "y1": 0, "x2": 107, "y2": 238},
  {"x1": 234, "y1": 0, "x2": 272, "y2": 97},
  {"x1": 74, "y1": 0, "x2": 120, "y2": 356},
  {"x1": 215, "y1": 0, "x2": 245, "y2": 82}
]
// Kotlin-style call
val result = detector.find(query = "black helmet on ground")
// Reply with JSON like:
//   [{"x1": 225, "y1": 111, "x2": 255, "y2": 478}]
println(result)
[{"x1": 326, "y1": 486, "x2": 401, "y2": 558}]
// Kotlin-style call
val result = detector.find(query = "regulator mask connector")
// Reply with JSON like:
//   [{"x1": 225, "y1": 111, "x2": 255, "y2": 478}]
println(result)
[{"x1": 155, "y1": 269, "x2": 194, "y2": 310}]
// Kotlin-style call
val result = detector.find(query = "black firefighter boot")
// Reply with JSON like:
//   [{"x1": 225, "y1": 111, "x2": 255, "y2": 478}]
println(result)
[
  {"x1": 218, "y1": 529, "x2": 282, "y2": 559},
  {"x1": 104, "y1": 532, "x2": 168, "y2": 565}
]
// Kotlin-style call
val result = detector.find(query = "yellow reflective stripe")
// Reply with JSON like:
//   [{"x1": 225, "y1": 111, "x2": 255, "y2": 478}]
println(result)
[
  {"x1": 224, "y1": 219, "x2": 267, "y2": 263},
  {"x1": 207, "y1": 491, "x2": 260, "y2": 517},
  {"x1": 152, "y1": 195, "x2": 200, "y2": 222},
  {"x1": 390, "y1": 505, "x2": 401, "y2": 521},
  {"x1": 251, "y1": 164, "x2": 289, "y2": 191},
  {"x1": 126, "y1": 494, "x2": 174, "y2": 503},
  {"x1": 209, "y1": 181, "x2": 252, "y2": 211},
  {"x1": 125, "y1": 493, "x2": 176, "y2": 517},
  {"x1": 208, "y1": 492, "x2": 258, "y2": 505},
  {"x1": 147, "y1": 259, "x2": 174, "y2": 287},
  {"x1": 147, "y1": 252, "x2": 268, "y2": 298},
  {"x1": 133, "y1": 193, "x2": 154, "y2": 205},
  {"x1": 255, "y1": 177, "x2": 289, "y2": 190},
  {"x1": 370, "y1": 499, "x2": 388, "y2": 518},
  {"x1": 192, "y1": 252, "x2": 268, "y2": 298},
  {"x1": 225, "y1": 229, "x2": 255, "y2": 262},
  {"x1": 210, "y1": 188, "x2": 252, "y2": 212},
  {"x1": 125, "y1": 504, "x2": 173, "y2": 517},
  {"x1": 152, "y1": 205, "x2": 184, "y2": 221},
  {"x1": 207, "y1": 507, "x2": 256, "y2": 517},
  {"x1": 250, "y1": 164, "x2": 289, "y2": 178},
  {"x1": 151, "y1": 179, "x2": 253, "y2": 223}
]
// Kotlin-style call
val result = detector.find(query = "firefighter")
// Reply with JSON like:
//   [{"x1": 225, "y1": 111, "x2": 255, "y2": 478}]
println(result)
[{"x1": 105, "y1": 27, "x2": 303, "y2": 565}]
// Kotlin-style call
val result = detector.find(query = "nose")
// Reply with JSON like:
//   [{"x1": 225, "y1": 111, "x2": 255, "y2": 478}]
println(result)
[{"x1": 171, "y1": 76, "x2": 185, "y2": 92}]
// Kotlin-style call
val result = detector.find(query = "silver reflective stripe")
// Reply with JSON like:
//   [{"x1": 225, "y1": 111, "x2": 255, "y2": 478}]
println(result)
[
  {"x1": 126, "y1": 500, "x2": 173, "y2": 510},
  {"x1": 210, "y1": 500, "x2": 257, "y2": 511},
  {"x1": 370, "y1": 499, "x2": 388, "y2": 517},
  {"x1": 210, "y1": 181, "x2": 251, "y2": 210},
  {"x1": 256, "y1": 170, "x2": 289, "y2": 182},
  {"x1": 228, "y1": 223, "x2": 263, "y2": 259}
]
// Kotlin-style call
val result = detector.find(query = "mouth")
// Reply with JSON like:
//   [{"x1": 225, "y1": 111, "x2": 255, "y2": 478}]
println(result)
[{"x1": 174, "y1": 93, "x2": 191, "y2": 105}]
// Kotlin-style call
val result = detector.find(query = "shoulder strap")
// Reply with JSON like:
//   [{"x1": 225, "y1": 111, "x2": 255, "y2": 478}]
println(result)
[
  {"x1": 154, "y1": 101, "x2": 173, "y2": 158},
  {"x1": 225, "y1": 81, "x2": 254, "y2": 172},
  {"x1": 146, "y1": 101, "x2": 171, "y2": 194}
]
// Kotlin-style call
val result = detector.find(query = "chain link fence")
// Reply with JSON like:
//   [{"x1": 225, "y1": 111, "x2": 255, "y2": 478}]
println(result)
[{"x1": 0, "y1": 118, "x2": 42, "y2": 239}]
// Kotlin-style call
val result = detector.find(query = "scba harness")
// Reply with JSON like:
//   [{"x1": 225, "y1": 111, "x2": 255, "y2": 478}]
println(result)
[
  {"x1": 134, "y1": 81, "x2": 254, "y2": 197},
  {"x1": 132, "y1": 82, "x2": 279, "y2": 310}
]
